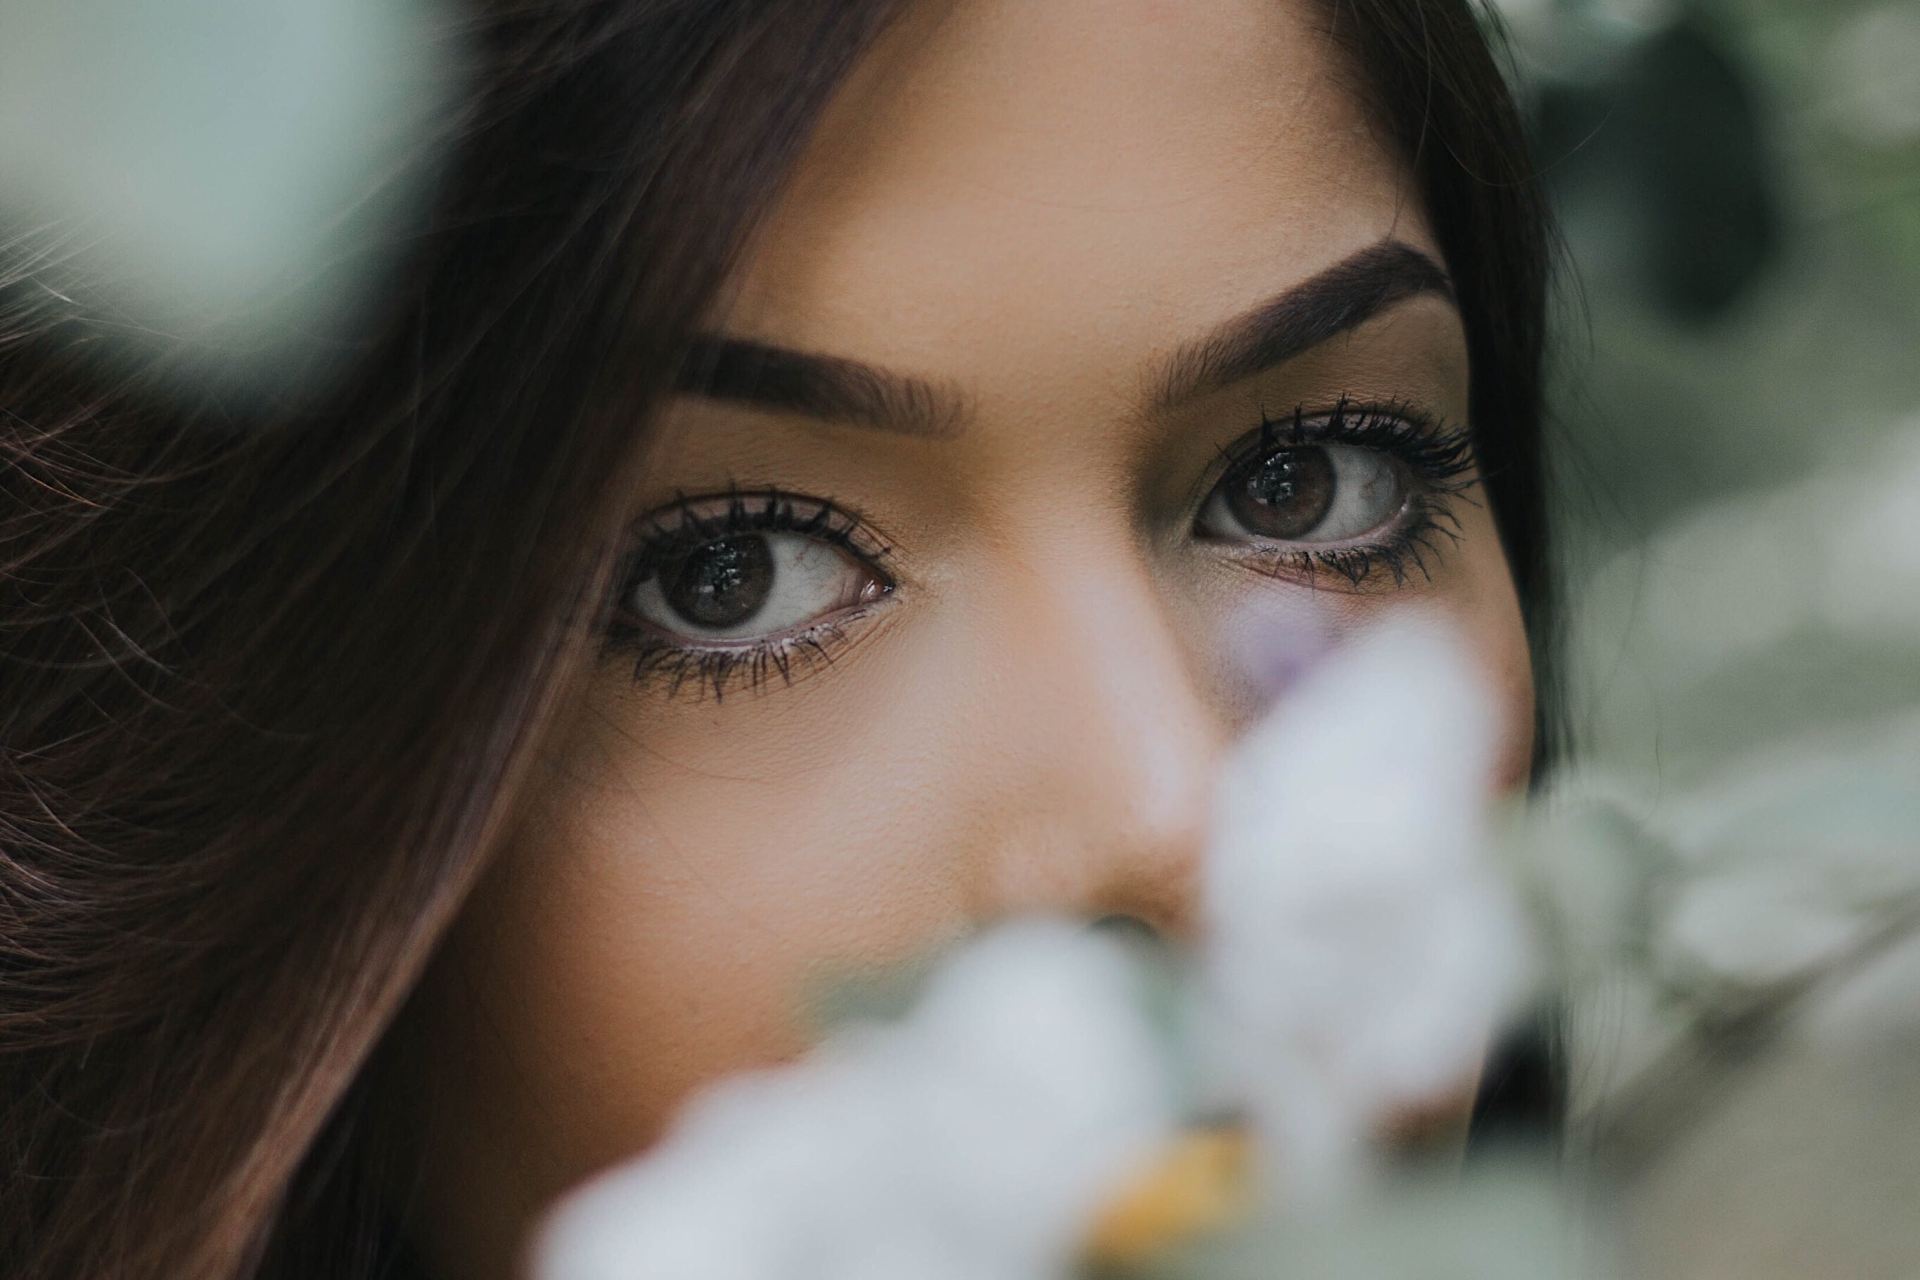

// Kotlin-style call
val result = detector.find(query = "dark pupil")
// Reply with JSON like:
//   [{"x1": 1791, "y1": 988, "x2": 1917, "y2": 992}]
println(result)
[
  {"x1": 662, "y1": 535, "x2": 774, "y2": 629},
  {"x1": 1227, "y1": 445, "x2": 1335, "y2": 539}
]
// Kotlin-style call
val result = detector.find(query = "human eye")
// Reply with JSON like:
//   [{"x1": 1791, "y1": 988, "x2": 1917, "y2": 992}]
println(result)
[
  {"x1": 1194, "y1": 397, "x2": 1478, "y2": 588},
  {"x1": 604, "y1": 488, "x2": 894, "y2": 700}
]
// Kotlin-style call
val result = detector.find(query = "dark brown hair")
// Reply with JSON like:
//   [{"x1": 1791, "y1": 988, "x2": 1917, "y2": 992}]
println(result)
[{"x1": 0, "y1": 3, "x2": 1552, "y2": 1276}]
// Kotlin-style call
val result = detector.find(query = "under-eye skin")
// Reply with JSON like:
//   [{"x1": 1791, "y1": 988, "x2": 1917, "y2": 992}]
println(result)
[
  {"x1": 603, "y1": 489, "x2": 895, "y2": 701},
  {"x1": 1195, "y1": 397, "x2": 1479, "y2": 589}
]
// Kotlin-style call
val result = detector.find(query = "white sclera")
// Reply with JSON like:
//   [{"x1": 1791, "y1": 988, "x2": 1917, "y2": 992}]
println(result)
[
  {"x1": 628, "y1": 533, "x2": 868, "y2": 641},
  {"x1": 1200, "y1": 444, "x2": 1405, "y2": 545}
]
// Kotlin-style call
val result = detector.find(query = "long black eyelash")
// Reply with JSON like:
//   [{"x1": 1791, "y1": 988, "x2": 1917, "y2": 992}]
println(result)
[
  {"x1": 601, "y1": 486, "x2": 888, "y2": 701},
  {"x1": 1214, "y1": 395, "x2": 1480, "y2": 588},
  {"x1": 622, "y1": 619, "x2": 858, "y2": 703},
  {"x1": 628, "y1": 486, "x2": 884, "y2": 567}
]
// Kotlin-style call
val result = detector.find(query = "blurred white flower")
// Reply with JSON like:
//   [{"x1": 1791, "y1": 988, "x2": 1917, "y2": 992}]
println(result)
[
  {"x1": 0, "y1": 0, "x2": 452, "y2": 398},
  {"x1": 1200, "y1": 615, "x2": 1532, "y2": 1200},
  {"x1": 533, "y1": 921, "x2": 1177, "y2": 1280},
  {"x1": 533, "y1": 615, "x2": 1538, "y2": 1276}
]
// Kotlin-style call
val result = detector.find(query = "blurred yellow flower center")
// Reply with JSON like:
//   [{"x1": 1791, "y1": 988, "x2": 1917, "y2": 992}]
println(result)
[{"x1": 1083, "y1": 1125, "x2": 1256, "y2": 1267}]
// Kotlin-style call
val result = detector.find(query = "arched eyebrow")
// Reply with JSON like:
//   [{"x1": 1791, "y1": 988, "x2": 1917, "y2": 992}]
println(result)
[
  {"x1": 673, "y1": 336, "x2": 968, "y2": 438},
  {"x1": 672, "y1": 238, "x2": 1454, "y2": 436},
  {"x1": 1150, "y1": 239, "x2": 1456, "y2": 410}
]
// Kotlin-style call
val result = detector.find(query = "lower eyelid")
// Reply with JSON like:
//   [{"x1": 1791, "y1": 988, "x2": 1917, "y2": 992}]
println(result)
[
  {"x1": 608, "y1": 595, "x2": 893, "y2": 700},
  {"x1": 1207, "y1": 494, "x2": 1464, "y2": 589}
]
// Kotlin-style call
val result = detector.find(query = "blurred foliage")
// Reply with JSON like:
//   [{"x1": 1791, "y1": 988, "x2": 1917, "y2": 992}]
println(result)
[
  {"x1": 1491, "y1": 0, "x2": 1920, "y2": 781},
  {"x1": 1494, "y1": 9, "x2": 1920, "y2": 1274}
]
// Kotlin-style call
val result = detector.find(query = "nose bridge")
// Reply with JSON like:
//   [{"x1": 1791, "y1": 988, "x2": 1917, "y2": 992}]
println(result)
[{"x1": 973, "y1": 533, "x2": 1228, "y2": 940}]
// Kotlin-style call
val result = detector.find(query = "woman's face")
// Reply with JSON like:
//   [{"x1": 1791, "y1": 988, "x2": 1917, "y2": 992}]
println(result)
[{"x1": 392, "y1": 1, "x2": 1533, "y2": 1274}]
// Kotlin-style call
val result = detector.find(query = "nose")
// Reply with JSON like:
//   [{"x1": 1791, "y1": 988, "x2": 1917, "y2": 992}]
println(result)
[{"x1": 958, "y1": 538, "x2": 1228, "y2": 942}]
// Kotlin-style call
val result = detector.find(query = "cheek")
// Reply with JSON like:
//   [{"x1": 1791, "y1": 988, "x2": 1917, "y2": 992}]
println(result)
[{"x1": 407, "y1": 663, "x2": 984, "y2": 1225}]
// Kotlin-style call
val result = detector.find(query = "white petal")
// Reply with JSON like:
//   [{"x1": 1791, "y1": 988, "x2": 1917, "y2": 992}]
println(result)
[
  {"x1": 1201, "y1": 614, "x2": 1529, "y2": 1194},
  {"x1": 531, "y1": 921, "x2": 1175, "y2": 1280}
]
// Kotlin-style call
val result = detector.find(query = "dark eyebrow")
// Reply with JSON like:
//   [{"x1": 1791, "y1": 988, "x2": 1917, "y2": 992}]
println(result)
[
  {"x1": 673, "y1": 334, "x2": 968, "y2": 437},
  {"x1": 674, "y1": 240, "x2": 1449, "y2": 434},
  {"x1": 1153, "y1": 240, "x2": 1456, "y2": 410}
]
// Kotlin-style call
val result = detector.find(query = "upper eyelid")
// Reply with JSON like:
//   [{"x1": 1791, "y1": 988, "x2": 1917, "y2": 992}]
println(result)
[
  {"x1": 1244, "y1": 399, "x2": 1463, "y2": 452},
  {"x1": 1245, "y1": 404, "x2": 1471, "y2": 483},
  {"x1": 626, "y1": 490, "x2": 894, "y2": 564},
  {"x1": 1182, "y1": 400, "x2": 1473, "y2": 515}
]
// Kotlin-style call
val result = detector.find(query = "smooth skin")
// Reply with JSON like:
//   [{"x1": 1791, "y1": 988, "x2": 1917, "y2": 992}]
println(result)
[{"x1": 384, "y1": 2, "x2": 1535, "y2": 1275}]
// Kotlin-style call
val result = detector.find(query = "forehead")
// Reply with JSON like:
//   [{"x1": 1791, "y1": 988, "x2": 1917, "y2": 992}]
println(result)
[{"x1": 716, "y1": 0, "x2": 1427, "y2": 398}]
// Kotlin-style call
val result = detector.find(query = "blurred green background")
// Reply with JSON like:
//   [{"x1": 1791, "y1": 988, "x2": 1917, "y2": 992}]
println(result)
[{"x1": 1497, "y1": 0, "x2": 1920, "y2": 784}]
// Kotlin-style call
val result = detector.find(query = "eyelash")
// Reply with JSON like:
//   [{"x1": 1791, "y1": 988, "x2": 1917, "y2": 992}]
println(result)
[
  {"x1": 602, "y1": 489, "x2": 893, "y2": 702},
  {"x1": 1206, "y1": 395, "x2": 1479, "y2": 589},
  {"x1": 621, "y1": 619, "x2": 860, "y2": 703},
  {"x1": 602, "y1": 399, "x2": 1479, "y2": 700}
]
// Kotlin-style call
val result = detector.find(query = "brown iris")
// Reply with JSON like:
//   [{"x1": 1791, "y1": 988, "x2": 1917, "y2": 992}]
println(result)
[
  {"x1": 660, "y1": 535, "x2": 774, "y2": 629},
  {"x1": 1224, "y1": 445, "x2": 1336, "y2": 539}
]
